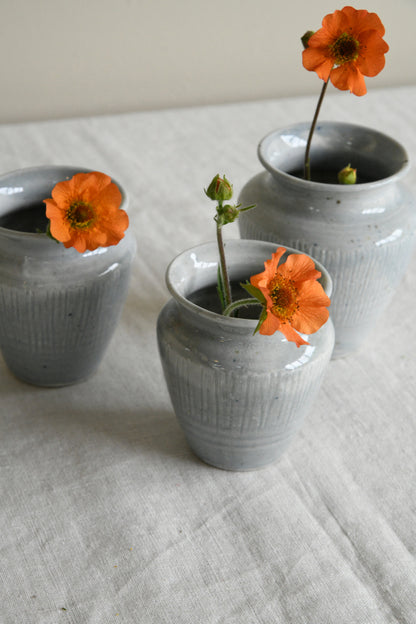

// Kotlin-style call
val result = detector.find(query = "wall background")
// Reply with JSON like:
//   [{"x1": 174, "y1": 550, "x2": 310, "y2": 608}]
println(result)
[{"x1": 0, "y1": 0, "x2": 414, "y2": 123}]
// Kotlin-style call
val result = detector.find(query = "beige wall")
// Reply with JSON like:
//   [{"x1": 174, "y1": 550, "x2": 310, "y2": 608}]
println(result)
[{"x1": 1, "y1": 0, "x2": 414, "y2": 123}]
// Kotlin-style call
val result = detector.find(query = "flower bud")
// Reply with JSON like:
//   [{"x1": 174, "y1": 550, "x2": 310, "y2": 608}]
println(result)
[
  {"x1": 337, "y1": 164, "x2": 357, "y2": 185},
  {"x1": 216, "y1": 203, "x2": 240, "y2": 226},
  {"x1": 301, "y1": 31, "x2": 315, "y2": 49},
  {"x1": 205, "y1": 174, "x2": 233, "y2": 201}
]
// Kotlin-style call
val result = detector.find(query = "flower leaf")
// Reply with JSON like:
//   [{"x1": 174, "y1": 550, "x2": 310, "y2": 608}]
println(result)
[
  {"x1": 253, "y1": 307, "x2": 268, "y2": 335},
  {"x1": 46, "y1": 221, "x2": 60, "y2": 243},
  {"x1": 241, "y1": 281, "x2": 266, "y2": 304}
]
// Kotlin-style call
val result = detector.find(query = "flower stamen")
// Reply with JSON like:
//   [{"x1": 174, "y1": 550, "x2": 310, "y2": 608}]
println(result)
[
  {"x1": 43, "y1": 171, "x2": 129, "y2": 252},
  {"x1": 67, "y1": 200, "x2": 96, "y2": 229},
  {"x1": 249, "y1": 247, "x2": 330, "y2": 346},
  {"x1": 302, "y1": 7, "x2": 388, "y2": 97},
  {"x1": 269, "y1": 275, "x2": 299, "y2": 322},
  {"x1": 330, "y1": 33, "x2": 360, "y2": 65}
]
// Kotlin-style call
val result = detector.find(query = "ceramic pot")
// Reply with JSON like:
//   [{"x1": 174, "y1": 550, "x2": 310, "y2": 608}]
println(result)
[
  {"x1": 157, "y1": 240, "x2": 334, "y2": 471},
  {"x1": 0, "y1": 165, "x2": 136, "y2": 386},
  {"x1": 238, "y1": 122, "x2": 416, "y2": 358}
]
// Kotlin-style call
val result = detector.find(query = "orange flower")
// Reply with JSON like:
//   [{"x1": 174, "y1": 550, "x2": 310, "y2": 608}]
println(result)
[
  {"x1": 302, "y1": 6, "x2": 389, "y2": 96},
  {"x1": 44, "y1": 172, "x2": 129, "y2": 253},
  {"x1": 250, "y1": 248, "x2": 330, "y2": 347}
]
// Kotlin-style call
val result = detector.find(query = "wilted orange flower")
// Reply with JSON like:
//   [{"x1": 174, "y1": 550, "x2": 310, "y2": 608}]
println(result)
[
  {"x1": 250, "y1": 248, "x2": 330, "y2": 347},
  {"x1": 302, "y1": 6, "x2": 388, "y2": 96},
  {"x1": 44, "y1": 171, "x2": 129, "y2": 253}
]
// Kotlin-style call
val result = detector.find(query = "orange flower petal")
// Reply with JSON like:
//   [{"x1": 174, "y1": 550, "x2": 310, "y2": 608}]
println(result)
[
  {"x1": 250, "y1": 247, "x2": 286, "y2": 290},
  {"x1": 302, "y1": 47, "x2": 334, "y2": 81},
  {"x1": 291, "y1": 281, "x2": 331, "y2": 334},
  {"x1": 258, "y1": 309, "x2": 283, "y2": 336},
  {"x1": 94, "y1": 182, "x2": 123, "y2": 212},
  {"x1": 44, "y1": 171, "x2": 128, "y2": 252},
  {"x1": 320, "y1": 7, "x2": 350, "y2": 38},
  {"x1": 44, "y1": 198, "x2": 72, "y2": 242},
  {"x1": 302, "y1": 6, "x2": 388, "y2": 94},
  {"x1": 252, "y1": 249, "x2": 330, "y2": 346},
  {"x1": 330, "y1": 63, "x2": 367, "y2": 95},
  {"x1": 277, "y1": 253, "x2": 322, "y2": 285},
  {"x1": 53, "y1": 172, "x2": 112, "y2": 205},
  {"x1": 356, "y1": 31, "x2": 389, "y2": 76},
  {"x1": 278, "y1": 322, "x2": 309, "y2": 348},
  {"x1": 341, "y1": 6, "x2": 386, "y2": 36}
]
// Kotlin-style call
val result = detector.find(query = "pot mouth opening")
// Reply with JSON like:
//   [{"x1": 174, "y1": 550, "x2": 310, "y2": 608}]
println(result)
[
  {"x1": 187, "y1": 278, "x2": 263, "y2": 320},
  {"x1": 0, "y1": 202, "x2": 49, "y2": 234},
  {"x1": 258, "y1": 121, "x2": 410, "y2": 188},
  {"x1": 0, "y1": 165, "x2": 128, "y2": 240},
  {"x1": 165, "y1": 240, "x2": 333, "y2": 326}
]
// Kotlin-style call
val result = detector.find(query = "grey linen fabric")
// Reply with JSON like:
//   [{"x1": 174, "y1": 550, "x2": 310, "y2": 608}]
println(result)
[{"x1": 1, "y1": 86, "x2": 416, "y2": 623}]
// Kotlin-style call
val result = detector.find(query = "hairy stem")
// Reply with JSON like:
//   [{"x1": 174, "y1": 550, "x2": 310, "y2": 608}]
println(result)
[
  {"x1": 223, "y1": 298, "x2": 261, "y2": 317},
  {"x1": 304, "y1": 78, "x2": 329, "y2": 181},
  {"x1": 216, "y1": 222, "x2": 232, "y2": 309}
]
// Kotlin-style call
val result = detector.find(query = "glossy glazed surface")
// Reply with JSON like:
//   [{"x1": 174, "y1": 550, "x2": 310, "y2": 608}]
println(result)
[
  {"x1": 239, "y1": 122, "x2": 416, "y2": 357},
  {"x1": 0, "y1": 166, "x2": 136, "y2": 386},
  {"x1": 157, "y1": 240, "x2": 334, "y2": 470}
]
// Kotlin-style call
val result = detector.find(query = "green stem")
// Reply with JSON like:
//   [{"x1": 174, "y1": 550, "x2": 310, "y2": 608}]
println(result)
[
  {"x1": 304, "y1": 78, "x2": 329, "y2": 181},
  {"x1": 216, "y1": 221, "x2": 232, "y2": 308},
  {"x1": 223, "y1": 298, "x2": 261, "y2": 317}
]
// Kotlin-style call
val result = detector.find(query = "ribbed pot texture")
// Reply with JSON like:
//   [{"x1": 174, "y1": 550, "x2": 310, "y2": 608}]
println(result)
[
  {"x1": 238, "y1": 122, "x2": 416, "y2": 358},
  {"x1": 0, "y1": 165, "x2": 136, "y2": 386},
  {"x1": 157, "y1": 240, "x2": 334, "y2": 471}
]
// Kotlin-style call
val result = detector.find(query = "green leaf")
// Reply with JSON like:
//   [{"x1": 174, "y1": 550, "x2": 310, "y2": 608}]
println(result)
[
  {"x1": 240, "y1": 281, "x2": 266, "y2": 304},
  {"x1": 253, "y1": 307, "x2": 267, "y2": 335},
  {"x1": 238, "y1": 204, "x2": 256, "y2": 213},
  {"x1": 46, "y1": 221, "x2": 60, "y2": 243}
]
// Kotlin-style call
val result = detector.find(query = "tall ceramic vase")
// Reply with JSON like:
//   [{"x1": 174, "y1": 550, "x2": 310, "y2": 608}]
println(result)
[
  {"x1": 0, "y1": 165, "x2": 136, "y2": 386},
  {"x1": 157, "y1": 240, "x2": 334, "y2": 471},
  {"x1": 238, "y1": 122, "x2": 416, "y2": 358}
]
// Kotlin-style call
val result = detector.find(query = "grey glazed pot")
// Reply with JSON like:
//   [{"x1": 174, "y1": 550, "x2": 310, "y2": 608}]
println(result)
[
  {"x1": 157, "y1": 240, "x2": 334, "y2": 471},
  {"x1": 0, "y1": 165, "x2": 136, "y2": 386},
  {"x1": 238, "y1": 122, "x2": 416, "y2": 358}
]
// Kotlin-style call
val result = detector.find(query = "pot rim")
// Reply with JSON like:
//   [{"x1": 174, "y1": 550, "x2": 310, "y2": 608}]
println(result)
[
  {"x1": 258, "y1": 120, "x2": 410, "y2": 191},
  {"x1": 165, "y1": 239, "x2": 333, "y2": 329},
  {"x1": 0, "y1": 164, "x2": 129, "y2": 244}
]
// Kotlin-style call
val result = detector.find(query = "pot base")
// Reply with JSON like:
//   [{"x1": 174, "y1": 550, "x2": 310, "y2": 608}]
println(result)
[{"x1": 183, "y1": 426, "x2": 298, "y2": 471}]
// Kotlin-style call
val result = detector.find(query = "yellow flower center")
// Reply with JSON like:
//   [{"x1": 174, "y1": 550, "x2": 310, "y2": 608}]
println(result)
[
  {"x1": 330, "y1": 32, "x2": 360, "y2": 65},
  {"x1": 67, "y1": 200, "x2": 96, "y2": 230},
  {"x1": 268, "y1": 275, "x2": 299, "y2": 322}
]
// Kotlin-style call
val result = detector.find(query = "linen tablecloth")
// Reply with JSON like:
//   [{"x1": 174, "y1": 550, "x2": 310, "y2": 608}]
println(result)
[{"x1": 1, "y1": 86, "x2": 416, "y2": 623}]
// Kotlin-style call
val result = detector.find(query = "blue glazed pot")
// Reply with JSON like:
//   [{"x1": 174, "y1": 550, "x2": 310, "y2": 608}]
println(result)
[
  {"x1": 157, "y1": 240, "x2": 334, "y2": 471},
  {"x1": 238, "y1": 122, "x2": 416, "y2": 358},
  {"x1": 0, "y1": 165, "x2": 136, "y2": 386}
]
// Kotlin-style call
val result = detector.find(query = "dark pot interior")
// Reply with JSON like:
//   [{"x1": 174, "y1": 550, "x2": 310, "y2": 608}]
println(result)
[{"x1": 0, "y1": 203, "x2": 48, "y2": 233}]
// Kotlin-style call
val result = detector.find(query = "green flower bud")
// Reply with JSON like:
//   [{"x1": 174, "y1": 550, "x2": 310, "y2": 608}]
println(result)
[
  {"x1": 301, "y1": 30, "x2": 315, "y2": 49},
  {"x1": 216, "y1": 203, "x2": 240, "y2": 226},
  {"x1": 337, "y1": 164, "x2": 357, "y2": 185},
  {"x1": 205, "y1": 174, "x2": 233, "y2": 201}
]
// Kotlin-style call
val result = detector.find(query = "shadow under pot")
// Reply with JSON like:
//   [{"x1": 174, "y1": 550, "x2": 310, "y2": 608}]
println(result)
[
  {"x1": 0, "y1": 165, "x2": 136, "y2": 386},
  {"x1": 157, "y1": 239, "x2": 335, "y2": 471}
]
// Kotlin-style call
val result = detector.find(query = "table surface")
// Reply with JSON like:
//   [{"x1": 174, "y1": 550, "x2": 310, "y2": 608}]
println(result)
[{"x1": 1, "y1": 86, "x2": 416, "y2": 624}]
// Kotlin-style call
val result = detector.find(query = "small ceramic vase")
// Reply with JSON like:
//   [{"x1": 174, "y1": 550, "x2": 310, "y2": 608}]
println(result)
[
  {"x1": 157, "y1": 240, "x2": 334, "y2": 471},
  {"x1": 238, "y1": 122, "x2": 416, "y2": 358},
  {"x1": 0, "y1": 165, "x2": 136, "y2": 386}
]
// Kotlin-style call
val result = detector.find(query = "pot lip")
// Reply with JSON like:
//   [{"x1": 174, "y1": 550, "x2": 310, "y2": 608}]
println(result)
[
  {"x1": 0, "y1": 164, "x2": 129, "y2": 243},
  {"x1": 165, "y1": 239, "x2": 332, "y2": 328},
  {"x1": 258, "y1": 120, "x2": 410, "y2": 191}
]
